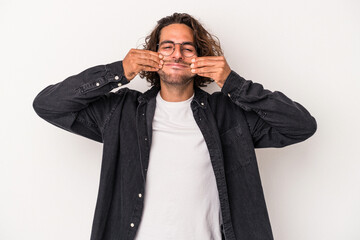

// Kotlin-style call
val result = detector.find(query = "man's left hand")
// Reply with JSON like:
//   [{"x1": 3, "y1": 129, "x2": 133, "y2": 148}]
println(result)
[{"x1": 190, "y1": 56, "x2": 231, "y2": 88}]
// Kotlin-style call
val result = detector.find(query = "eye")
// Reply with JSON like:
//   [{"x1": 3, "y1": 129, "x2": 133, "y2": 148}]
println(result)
[
  {"x1": 183, "y1": 44, "x2": 195, "y2": 52},
  {"x1": 160, "y1": 43, "x2": 173, "y2": 49}
]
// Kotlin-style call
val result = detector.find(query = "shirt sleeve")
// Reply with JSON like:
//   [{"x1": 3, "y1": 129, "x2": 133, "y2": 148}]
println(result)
[
  {"x1": 33, "y1": 60, "x2": 130, "y2": 143},
  {"x1": 221, "y1": 70, "x2": 317, "y2": 148}
]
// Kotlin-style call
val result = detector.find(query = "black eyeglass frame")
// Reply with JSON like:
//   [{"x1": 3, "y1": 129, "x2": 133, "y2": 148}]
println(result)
[{"x1": 156, "y1": 41, "x2": 197, "y2": 58}]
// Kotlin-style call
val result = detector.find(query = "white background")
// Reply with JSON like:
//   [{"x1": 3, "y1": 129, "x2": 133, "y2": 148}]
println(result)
[{"x1": 1, "y1": 0, "x2": 359, "y2": 239}]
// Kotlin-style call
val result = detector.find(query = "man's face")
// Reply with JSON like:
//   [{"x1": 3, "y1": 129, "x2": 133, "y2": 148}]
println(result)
[{"x1": 157, "y1": 23, "x2": 197, "y2": 86}]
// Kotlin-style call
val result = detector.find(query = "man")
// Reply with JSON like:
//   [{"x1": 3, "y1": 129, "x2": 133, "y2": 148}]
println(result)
[{"x1": 33, "y1": 13, "x2": 316, "y2": 240}]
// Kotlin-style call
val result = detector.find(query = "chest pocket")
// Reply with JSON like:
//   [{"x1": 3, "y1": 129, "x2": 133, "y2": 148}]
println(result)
[{"x1": 220, "y1": 124, "x2": 253, "y2": 173}]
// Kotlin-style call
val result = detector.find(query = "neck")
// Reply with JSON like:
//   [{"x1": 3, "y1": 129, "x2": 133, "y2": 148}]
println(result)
[{"x1": 159, "y1": 80, "x2": 194, "y2": 102}]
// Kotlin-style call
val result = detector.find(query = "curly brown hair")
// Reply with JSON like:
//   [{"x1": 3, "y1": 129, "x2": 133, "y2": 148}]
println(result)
[{"x1": 139, "y1": 13, "x2": 223, "y2": 87}]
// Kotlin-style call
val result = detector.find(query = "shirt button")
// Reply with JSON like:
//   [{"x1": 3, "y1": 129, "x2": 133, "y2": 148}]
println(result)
[
  {"x1": 115, "y1": 76, "x2": 119, "y2": 80},
  {"x1": 228, "y1": 93, "x2": 231, "y2": 97},
  {"x1": 96, "y1": 82, "x2": 100, "y2": 86},
  {"x1": 138, "y1": 193, "x2": 142, "y2": 198},
  {"x1": 201, "y1": 102, "x2": 204, "y2": 106},
  {"x1": 145, "y1": 137, "x2": 147, "y2": 141},
  {"x1": 118, "y1": 83, "x2": 122, "y2": 87},
  {"x1": 130, "y1": 223, "x2": 135, "y2": 227}
]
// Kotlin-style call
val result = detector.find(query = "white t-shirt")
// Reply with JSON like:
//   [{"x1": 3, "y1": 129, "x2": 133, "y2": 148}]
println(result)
[{"x1": 134, "y1": 92, "x2": 222, "y2": 240}]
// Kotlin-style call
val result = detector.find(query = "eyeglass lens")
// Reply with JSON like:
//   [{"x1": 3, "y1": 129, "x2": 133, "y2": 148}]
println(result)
[{"x1": 158, "y1": 42, "x2": 196, "y2": 58}]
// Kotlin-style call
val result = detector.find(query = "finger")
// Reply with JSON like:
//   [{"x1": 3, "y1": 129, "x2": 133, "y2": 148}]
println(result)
[
  {"x1": 191, "y1": 60, "x2": 217, "y2": 69},
  {"x1": 139, "y1": 65, "x2": 159, "y2": 72},
  {"x1": 191, "y1": 66, "x2": 219, "y2": 74},
  {"x1": 197, "y1": 66, "x2": 231, "y2": 83},
  {"x1": 192, "y1": 56, "x2": 225, "y2": 63},
  {"x1": 132, "y1": 49, "x2": 163, "y2": 61},
  {"x1": 138, "y1": 53, "x2": 164, "y2": 67},
  {"x1": 136, "y1": 58, "x2": 162, "y2": 69},
  {"x1": 132, "y1": 49, "x2": 161, "y2": 57},
  {"x1": 126, "y1": 50, "x2": 162, "y2": 69},
  {"x1": 133, "y1": 64, "x2": 159, "y2": 74},
  {"x1": 191, "y1": 57, "x2": 225, "y2": 69}
]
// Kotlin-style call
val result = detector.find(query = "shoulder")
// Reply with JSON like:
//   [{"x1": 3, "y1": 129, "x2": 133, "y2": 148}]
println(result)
[
  {"x1": 206, "y1": 88, "x2": 251, "y2": 122},
  {"x1": 207, "y1": 90, "x2": 233, "y2": 109},
  {"x1": 106, "y1": 87, "x2": 143, "y2": 101}
]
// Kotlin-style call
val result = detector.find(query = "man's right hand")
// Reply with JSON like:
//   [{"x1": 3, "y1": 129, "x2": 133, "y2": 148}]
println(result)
[{"x1": 122, "y1": 49, "x2": 163, "y2": 81}]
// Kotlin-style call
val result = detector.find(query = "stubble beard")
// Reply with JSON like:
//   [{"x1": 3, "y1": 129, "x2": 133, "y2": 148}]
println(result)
[
  {"x1": 158, "y1": 70, "x2": 194, "y2": 87},
  {"x1": 157, "y1": 60, "x2": 195, "y2": 88}
]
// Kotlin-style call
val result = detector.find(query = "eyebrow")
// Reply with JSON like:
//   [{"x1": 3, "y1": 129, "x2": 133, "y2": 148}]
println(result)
[{"x1": 159, "y1": 40, "x2": 195, "y2": 46}]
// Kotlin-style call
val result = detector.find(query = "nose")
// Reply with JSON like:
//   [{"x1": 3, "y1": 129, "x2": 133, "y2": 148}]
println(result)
[{"x1": 171, "y1": 44, "x2": 183, "y2": 59}]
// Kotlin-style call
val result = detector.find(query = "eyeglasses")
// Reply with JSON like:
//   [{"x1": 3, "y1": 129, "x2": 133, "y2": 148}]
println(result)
[{"x1": 157, "y1": 41, "x2": 197, "y2": 58}]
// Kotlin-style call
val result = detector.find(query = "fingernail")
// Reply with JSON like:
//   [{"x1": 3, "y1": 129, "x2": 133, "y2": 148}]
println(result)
[
  {"x1": 191, "y1": 58, "x2": 196, "y2": 62},
  {"x1": 159, "y1": 54, "x2": 163, "y2": 58},
  {"x1": 190, "y1": 63, "x2": 194, "y2": 68},
  {"x1": 160, "y1": 60, "x2": 164, "y2": 64},
  {"x1": 191, "y1": 69, "x2": 195, "y2": 73}
]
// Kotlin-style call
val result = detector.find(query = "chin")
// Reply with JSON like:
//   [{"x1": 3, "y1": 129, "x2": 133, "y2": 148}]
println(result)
[{"x1": 158, "y1": 69, "x2": 195, "y2": 86}]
